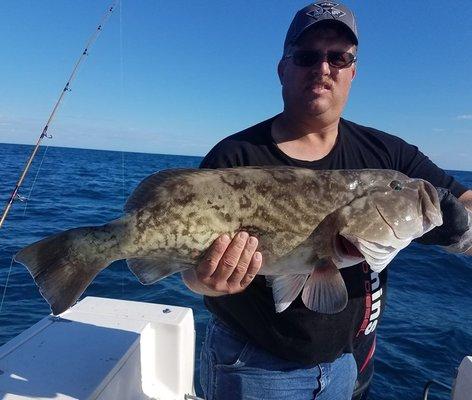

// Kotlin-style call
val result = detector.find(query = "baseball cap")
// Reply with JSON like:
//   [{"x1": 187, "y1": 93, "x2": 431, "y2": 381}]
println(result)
[{"x1": 284, "y1": 2, "x2": 358, "y2": 53}]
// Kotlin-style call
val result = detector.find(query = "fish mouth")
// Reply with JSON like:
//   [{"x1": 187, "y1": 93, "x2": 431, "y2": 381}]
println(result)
[
  {"x1": 332, "y1": 234, "x2": 365, "y2": 268},
  {"x1": 419, "y1": 181, "x2": 443, "y2": 228},
  {"x1": 339, "y1": 234, "x2": 410, "y2": 273},
  {"x1": 337, "y1": 235, "x2": 363, "y2": 258}
]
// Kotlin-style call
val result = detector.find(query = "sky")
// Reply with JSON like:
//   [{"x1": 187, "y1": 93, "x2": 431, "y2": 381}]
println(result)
[{"x1": 0, "y1": 1, "x2": 471, "y2": 171}]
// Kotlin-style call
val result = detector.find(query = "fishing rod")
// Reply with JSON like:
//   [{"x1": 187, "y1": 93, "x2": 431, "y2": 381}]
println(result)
[{"x1": 0, "y1": 0, "x2": 120, "y2": 230}]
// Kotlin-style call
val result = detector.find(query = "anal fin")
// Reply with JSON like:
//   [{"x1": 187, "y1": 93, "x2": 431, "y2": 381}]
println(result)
[{"x1": 127, "y1": 258, "x2": 189, "y2": 284}]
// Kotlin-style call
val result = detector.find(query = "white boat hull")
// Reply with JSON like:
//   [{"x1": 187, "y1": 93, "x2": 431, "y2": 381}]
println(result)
[{"x1": 0, "y1": 297, "x2": 196, "y2": 400}]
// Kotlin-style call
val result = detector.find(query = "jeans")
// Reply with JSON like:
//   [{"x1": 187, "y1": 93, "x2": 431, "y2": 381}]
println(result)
[{"x1": 200, "y1": 317, "x2": 357, "y2": 400}]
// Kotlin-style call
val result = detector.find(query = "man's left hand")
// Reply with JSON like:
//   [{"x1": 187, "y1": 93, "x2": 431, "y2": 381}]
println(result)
[{"x1": 415, "y1": 188, "x2": 469, "y2": 246}]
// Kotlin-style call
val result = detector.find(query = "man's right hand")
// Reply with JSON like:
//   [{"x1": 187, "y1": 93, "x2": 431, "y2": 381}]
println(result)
[{"x1": 181, "y1": 232, "x2": 262, "y2": 296}]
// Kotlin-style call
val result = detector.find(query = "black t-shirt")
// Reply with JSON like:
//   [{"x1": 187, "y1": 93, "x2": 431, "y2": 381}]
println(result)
[{"x1": 199, "y1": 115, "x2": 468, "y2": 386}]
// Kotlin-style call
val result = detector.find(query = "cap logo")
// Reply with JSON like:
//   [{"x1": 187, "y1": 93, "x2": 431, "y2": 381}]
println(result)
[{"x1": 307, "y1": 2, "x2": 346, "y2": 20}]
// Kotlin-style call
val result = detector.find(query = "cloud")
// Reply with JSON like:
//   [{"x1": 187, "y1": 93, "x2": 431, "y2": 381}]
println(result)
[{"x1": 456, "y1": 114, "x2": 472, "y2": 120}]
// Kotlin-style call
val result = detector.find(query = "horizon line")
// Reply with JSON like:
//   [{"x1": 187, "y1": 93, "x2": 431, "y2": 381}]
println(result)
[
  {"x1": 1, "y1": 141, "x2": 470, "y2": 174},
  {"x1": 0, "y1": 141, "x2": 204, "y2": 159}
]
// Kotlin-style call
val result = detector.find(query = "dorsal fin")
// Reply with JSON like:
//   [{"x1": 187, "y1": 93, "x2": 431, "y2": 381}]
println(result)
[{"x1": 124, "y1": 168, "x2": 209, "y2": 213}]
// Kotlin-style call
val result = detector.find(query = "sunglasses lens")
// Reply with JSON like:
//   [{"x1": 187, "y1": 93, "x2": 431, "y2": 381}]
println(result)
[
  {"x1": 292, "y1": 51, "x2": 321, "y2": 67},
  {"x1": 328, "y1": 52, "x2": 355, "y2": 68},
  {"x1": 290, "y1": 50, "x2": 355, "y2": 68}
]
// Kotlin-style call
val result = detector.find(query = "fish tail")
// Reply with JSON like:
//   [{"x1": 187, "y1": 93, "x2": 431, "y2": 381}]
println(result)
[{"x1": 14, "y1": 226, "x2": 112, "y2": 315}]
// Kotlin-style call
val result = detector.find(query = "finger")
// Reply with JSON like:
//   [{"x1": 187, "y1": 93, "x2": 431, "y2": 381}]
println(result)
[
  {"x1": 239, "y1": 252, "x2": 263, "y2": 289},
  {"x1": 196, "y1": 234, "x2": 231, "y2": 279},
  {"x1": 210, "y1": 231, "x2": 249, "y2": 282},
  {"x1": 227, "y1": 236, "x2": 259, "y2": 285}
]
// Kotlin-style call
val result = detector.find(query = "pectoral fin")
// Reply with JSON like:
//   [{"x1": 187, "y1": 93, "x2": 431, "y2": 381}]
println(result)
[
  {"x1": 301, "y1": 260, "x2": 348, "y2": 314},
  {"x1": 266, "y1": 274, "x2": 309, "y2": 313}
]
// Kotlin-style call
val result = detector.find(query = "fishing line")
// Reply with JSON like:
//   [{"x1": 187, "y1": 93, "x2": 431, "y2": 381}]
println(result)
[
  {"x1": 119, "y1": 0, "x2": 125, "y2": 91},
  {"x1": 0, "y1": 0, "x2": 120, "y2": 230},
  {"x1": 2, "y1": 184, "x2": 55, "y2": 316},
  {"x1": 121, "y1": 150, "x2": 126, "y2": 296},
  {"x1": 1, "y1": 1, "x2": 120, "y2": 317},
  {"x1": 119, "y1": 0, "x2": 127, "y2": 297},
  {"x1": 22, "y1": 146, "x2": 50, "y2": 217},
  {"x1": 0, "y1": 259, "x2": 15, "y2": 313}
]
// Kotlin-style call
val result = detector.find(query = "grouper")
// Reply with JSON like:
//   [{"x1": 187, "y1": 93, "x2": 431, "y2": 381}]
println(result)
[{"x1": 14, "y1": 167, "x2": 443, "y2": 315}]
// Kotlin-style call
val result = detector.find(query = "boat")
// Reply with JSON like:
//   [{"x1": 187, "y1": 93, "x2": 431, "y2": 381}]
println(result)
[
  {"x1": 0, "y1": 295, "x2": 470, "y2": 399},
  {"x1": 0, "y1": 296, "x2": 199, "y2": 400}
]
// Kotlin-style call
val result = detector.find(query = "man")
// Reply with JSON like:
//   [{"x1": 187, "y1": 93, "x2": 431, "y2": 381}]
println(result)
[{"x1": 182, "y1": 2, "x2": 472, "y2": 399}]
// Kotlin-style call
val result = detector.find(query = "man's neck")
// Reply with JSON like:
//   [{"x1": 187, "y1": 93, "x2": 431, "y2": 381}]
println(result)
[{"x1": 271, "y1": 112, "x2": 340, "y2": 162}]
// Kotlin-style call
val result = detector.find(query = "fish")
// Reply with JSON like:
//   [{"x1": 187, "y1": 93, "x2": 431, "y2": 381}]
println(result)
[{"x1": 14, "y1": 166, "x2": 442, "y2": 316}]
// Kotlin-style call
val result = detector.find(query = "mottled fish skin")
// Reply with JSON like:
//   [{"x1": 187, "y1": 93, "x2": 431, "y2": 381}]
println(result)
[
  {"x1": 14, "y1": 166, "x2": 442, "y2": 315},
  {"x1": 120, "y1": 168, "x2": 408, "y2": 262}
]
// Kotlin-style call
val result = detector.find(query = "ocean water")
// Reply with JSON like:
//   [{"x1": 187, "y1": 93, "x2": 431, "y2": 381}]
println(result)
[{"x1": 0, "y1": 142, "x2": 470, "y2": 400}]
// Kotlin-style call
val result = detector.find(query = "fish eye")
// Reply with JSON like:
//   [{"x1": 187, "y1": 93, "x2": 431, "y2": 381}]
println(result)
[{"x1": 389, "y1": 180, "x2": 403, "y2": 191}]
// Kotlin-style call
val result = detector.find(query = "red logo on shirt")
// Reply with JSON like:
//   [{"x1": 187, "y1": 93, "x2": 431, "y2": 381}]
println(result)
[{"x1": 356, "y1": 262, "x2": 383, "y2": 337}]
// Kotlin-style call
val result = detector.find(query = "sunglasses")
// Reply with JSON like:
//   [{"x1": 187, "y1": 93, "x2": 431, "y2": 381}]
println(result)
[{"x1": 285, "y1": 50, "x2": 357, "y2": 69}]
